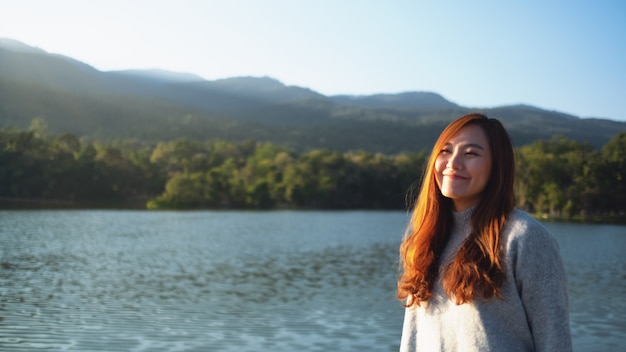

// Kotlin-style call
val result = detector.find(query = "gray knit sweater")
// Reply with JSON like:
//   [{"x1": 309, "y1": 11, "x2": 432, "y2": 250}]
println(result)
[{"x1": 400, "y1": 208, "x2": 572, "y2": 352}]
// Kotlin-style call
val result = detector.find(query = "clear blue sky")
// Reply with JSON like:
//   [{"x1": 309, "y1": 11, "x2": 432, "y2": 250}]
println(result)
[{"x1": 1, "y1": 0, "x2": 625, "y2": 121}]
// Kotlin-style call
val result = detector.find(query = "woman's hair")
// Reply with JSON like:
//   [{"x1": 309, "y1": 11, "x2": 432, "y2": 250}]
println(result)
[{"x1": 398, "y1": 113, "x2": 516, "y2": 307}]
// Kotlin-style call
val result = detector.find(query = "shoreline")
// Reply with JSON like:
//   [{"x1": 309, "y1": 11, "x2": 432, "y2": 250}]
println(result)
[
  {"x1": 1, "y1": 197, "x2": 624, "y2": 224},
  {"x1": 532, "y1": 212, "x2": 626, "y2": 225}
]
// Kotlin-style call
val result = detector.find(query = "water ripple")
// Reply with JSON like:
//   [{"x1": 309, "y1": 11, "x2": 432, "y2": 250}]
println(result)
[{"x1": 1, "y1": 211, "x2": 624, "y2": 351}]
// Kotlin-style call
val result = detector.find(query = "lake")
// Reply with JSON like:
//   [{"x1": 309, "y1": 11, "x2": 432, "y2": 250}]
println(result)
[{"x1": 0, "y1": 210, "x2": 624, "y2": 351}]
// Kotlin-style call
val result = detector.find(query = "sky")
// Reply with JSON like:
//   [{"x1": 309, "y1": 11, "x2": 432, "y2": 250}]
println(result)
[{"x1": 1, "y1": 0, "x2": 625, "y2": 121}]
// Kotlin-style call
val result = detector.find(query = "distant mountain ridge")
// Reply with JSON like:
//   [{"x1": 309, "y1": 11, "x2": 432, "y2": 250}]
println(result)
[
  {"x1": 110, "y1": 69, "x2": 207, "y2": 83},
  {"x1": 331, "y1": 92, "x2": 459, "y2": 109},
  {"x1": 0, "y1": 38, "x2": 48, "y2": 54},
  {"x1": 0, "y1": 38, "x2": 624, "y2": 153}
]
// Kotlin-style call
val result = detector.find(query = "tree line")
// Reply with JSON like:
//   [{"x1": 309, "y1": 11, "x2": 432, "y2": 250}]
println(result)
[{"x1": 1, "y1": 121, "x2": 624, "y2": 221}]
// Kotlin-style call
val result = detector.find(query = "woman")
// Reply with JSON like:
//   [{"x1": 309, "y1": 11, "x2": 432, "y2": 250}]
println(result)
[{"x1": 398, "y1": 113, "x2": 572, "y2": 351}]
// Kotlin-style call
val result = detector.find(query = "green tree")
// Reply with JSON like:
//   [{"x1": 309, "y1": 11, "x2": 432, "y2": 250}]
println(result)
[
  {"x1": 598, "y1": 132, "x2": 626, "y2": 215},
  {"x1": 150, "y1": 139, "x2": 209, "y2": 176},
  {"x1": 516, "y1": 136, "x2": 602, "y2": 218},
  {"x1": 147, "y1": 172, "x2": 205, "y2": 209},
  {"x1": 28, "y1": 117, "x2": 49, "y2": 139}
]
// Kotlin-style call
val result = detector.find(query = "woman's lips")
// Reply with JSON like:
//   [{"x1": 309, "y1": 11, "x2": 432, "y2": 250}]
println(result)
[{"x1": 444, "y1": 173, "x2": 468, "y2": 180}]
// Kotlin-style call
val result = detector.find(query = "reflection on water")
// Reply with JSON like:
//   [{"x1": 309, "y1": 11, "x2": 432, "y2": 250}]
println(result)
[
  {"x1": 544, "y1": 222, "x2": 626, "y2": 352},
  {"x1": 0, "y1": 211, "x2": 406, "y2": 351},
  {"x1": 0, "y1": 211, "x2": 624, "y2": 351}
]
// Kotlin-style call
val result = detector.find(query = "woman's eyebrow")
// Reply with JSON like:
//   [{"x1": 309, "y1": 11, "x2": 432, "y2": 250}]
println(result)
[
  {"x1": 445, "y1": 142, "x2": 486, "y2": 150},
  {"x1": 463, "y1": 143, "x2": 486, "y2": 150}
]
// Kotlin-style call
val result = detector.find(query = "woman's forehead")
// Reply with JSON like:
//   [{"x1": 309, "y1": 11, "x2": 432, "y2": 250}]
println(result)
[{"x1": 444, "y1": 125, "x2": 489, "y2": 147}]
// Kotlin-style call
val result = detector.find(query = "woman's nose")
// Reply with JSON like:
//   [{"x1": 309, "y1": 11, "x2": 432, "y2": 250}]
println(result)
[{"x1": 447, "y1": 152, "x2": 462, "y2": 169}]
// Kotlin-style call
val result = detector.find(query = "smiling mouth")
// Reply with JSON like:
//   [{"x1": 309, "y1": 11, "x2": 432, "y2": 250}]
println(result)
[{"x1": 444, "y1": 174, "x2": 468, "y2": 180}]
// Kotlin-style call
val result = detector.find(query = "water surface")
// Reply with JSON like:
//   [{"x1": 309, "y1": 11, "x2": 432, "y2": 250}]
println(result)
[{"x1": 0, "y1": 210, "x2": 624, "y2": 351}]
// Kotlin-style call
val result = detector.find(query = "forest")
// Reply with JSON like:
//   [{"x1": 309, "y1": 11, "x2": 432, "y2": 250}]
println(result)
[{"x1": 1, "y1": 120, "x2": 624, "y2": 222}]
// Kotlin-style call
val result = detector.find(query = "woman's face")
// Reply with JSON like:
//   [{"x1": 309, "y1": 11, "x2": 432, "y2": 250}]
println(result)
[{"x1": 435, "y1": 124, "x2": 492, "y2": 212}]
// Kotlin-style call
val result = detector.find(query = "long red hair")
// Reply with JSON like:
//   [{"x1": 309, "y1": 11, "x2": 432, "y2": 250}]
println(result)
[{"x1": 398, "y1": 113, "x2": 516, "y2": 306}]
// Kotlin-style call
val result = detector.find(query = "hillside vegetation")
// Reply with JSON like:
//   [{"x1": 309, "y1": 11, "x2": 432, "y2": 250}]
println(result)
[
  {"x1": 1, "y1": 125, "x2": 624, "y2": 221},
  {"x1": 1, "y1": 39, "x2": 624, "y2": 154},
  {"x1": 1, "y1": 39, "x2": 625, "y2": 219}
]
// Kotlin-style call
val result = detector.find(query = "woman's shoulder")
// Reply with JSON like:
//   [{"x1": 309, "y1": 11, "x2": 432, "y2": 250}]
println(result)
[
  {"x1": 504, "y1": 208, "x2": 556, "y2": 245},
  {"x1": 504, "y1": 209, "x2": 565, "y2": 283},
  {"x1": 507, "y1": 208, "x2": 543, "y2": 228}
]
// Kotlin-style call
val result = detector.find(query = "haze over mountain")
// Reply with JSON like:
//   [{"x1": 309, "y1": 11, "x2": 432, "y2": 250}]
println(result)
[{"x1": 1, "y1": 38, "x2": 624, "y2": 153}]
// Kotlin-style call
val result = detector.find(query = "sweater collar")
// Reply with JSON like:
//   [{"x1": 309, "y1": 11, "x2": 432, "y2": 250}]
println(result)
[{"x1": 452, "y1": 206, "x2": 475, "y2": 226}]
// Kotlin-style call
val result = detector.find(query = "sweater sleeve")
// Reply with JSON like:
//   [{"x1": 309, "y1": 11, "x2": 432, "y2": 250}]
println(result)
[{"x1": 511, "y1": 216, "x2": 572, "y2": 352}]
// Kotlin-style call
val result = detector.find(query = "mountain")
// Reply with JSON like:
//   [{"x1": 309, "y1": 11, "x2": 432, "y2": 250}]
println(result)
[
  {"x1": 110, "y1": 69, "x2": 207, "y2": 83},
  {"x1": 1, "y1": 38, "x2": 624, "y2": 153},
  {"x1": 330, "y1": 92, "x2": 459, "y2": 109},
  {"x1": 0, "y1": 38, "x2": 47, "y2": 54}
]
